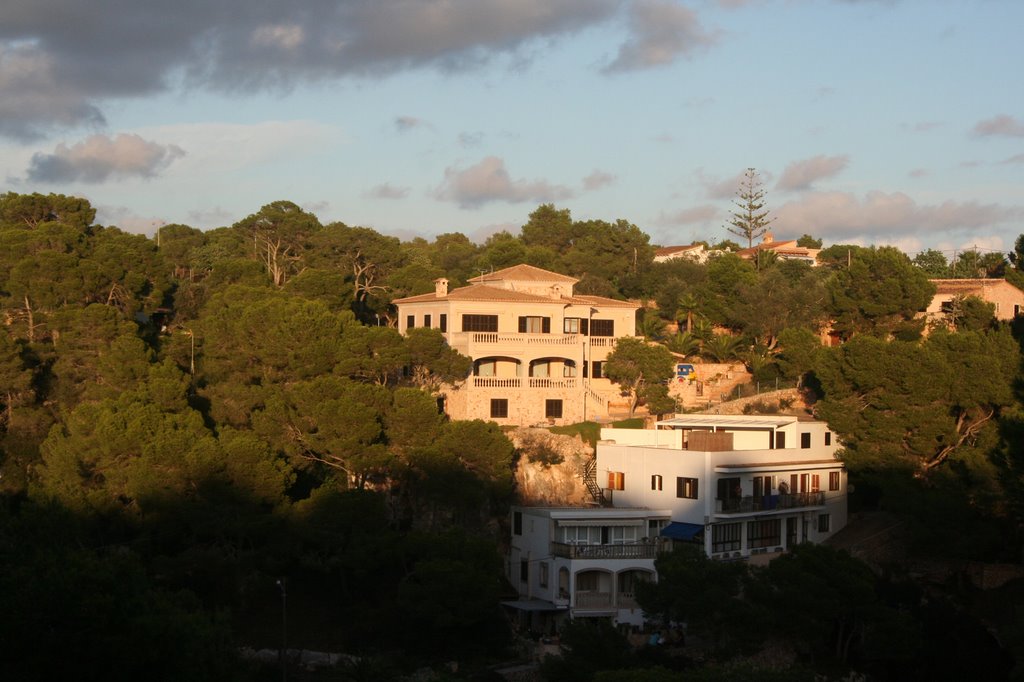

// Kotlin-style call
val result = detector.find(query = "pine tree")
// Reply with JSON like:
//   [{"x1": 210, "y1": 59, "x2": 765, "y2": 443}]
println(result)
[{"x1": 725, "y1": 168, "x2": 775, "y2": 248}]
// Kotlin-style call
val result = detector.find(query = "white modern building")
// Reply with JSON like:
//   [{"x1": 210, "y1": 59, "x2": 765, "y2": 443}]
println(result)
[
  {"x1": 597, "y1": 414, "x2": 847, "y2": 560},
  {"x1": 504, "y1": 506, "x2": 673, "y2": 632}
]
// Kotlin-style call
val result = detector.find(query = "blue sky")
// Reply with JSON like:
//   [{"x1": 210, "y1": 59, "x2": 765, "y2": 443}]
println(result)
[{"x1": 1, "y1": 0, "x2": 1022, "y2": 259}]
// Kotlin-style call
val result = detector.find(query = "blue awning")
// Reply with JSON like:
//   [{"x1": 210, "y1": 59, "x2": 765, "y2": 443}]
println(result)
[{"x1": 660, "y1": 522, "x2": 704, "y2": 540}]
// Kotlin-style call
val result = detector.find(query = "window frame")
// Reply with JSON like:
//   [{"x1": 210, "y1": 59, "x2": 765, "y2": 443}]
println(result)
[
  {"x1": 545, "y1": 399, "x2": 563, "y2": 419},
  {"x1": 712, "y1": 522, "x2": 742, "y2": 553},
  {"x1": 462, "y1": 314, "x2": 498, "y2": 332},
  {"x1": 747, "y1": 518, "x2": 781, "y2": 549},
  {"x1": 590, "y1": 319, "x2": 614, "y2": 337},
  {"x1": 651, "y1": 474, "x2": 663, "y2": 491},
  {"x1": 676, "y1": 476, "x2": 699, "y2": 499},
  {"x1": 490, "y1": 398, "x2": 509, "y2": 419}
]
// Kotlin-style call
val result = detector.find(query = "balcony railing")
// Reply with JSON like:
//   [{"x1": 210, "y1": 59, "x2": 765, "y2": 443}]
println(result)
[
  {"x1": 469, "y1": 332, "x2": 582, "y2": 346},
  {"x1": 457, "y1": 332, "x2": 616, "y2": 347},
  {"x1": 572, "y1": 591, "x2": 640, "y2": 610},
  {"x1": 469, "y1": 377, "x2": 579, "y2": 389},
  {"x1": 574, "y1": 591, "x2": 613, "y2": 609},
  {"x1": 551, "y1": 542, "x2": 659, "y2": 560},
  {"x1": 717, "y1": 491, "x2": 826, "y2": 514}
]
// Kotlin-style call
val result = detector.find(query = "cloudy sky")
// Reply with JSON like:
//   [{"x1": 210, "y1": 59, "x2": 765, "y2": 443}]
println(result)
[{"x1": 2, "y1": 0, "x2": 1022, "y2": 257}]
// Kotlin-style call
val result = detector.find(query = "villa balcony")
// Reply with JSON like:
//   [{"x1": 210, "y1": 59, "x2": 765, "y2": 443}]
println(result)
[
  {"x1": 572, "y1": 591, "x2": 639, "y2": 610},
  {"x1": 470, "y1": 377, "x2": 581, "y2": 389},
  {"x1": 550, "y1": 542, "x2": 659, "y2": 560},
  {"x1": 716, "y1": 491, "x2": 826, "y2": 515},
  {"x1": 451, "y1": 332, "x2": 616, "y2": 349}
]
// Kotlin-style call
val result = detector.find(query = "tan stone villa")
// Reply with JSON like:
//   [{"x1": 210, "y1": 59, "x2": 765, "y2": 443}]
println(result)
[{"x1": 393, "y1": 264, "x2": 640, "y2": 426}]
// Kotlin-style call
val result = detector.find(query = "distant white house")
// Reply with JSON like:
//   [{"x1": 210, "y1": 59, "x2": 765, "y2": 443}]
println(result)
[
  {"x1": 736, "y1": 233, "x2": 821, "y2": 266},
  {"x1": 653, "y1": 244, "x2": 710, "y2": 264},
  {"x1": 504, "y1": 506, "x2": 672, "y2": 632},
  {"x1": 925, "y1": 278, "x2": 1024, "y2": 324},
  {"x1": 597, "y1": 414, "x2": 847, "y2": 560}
]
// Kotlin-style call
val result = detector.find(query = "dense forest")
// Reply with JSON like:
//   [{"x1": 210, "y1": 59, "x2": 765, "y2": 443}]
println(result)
[{"x1": 1, "y1": 192, "x2": 1024, "y2": 680}]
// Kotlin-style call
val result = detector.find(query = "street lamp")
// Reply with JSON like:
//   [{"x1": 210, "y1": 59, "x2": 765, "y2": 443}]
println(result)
[
  {"x1": 179, "y1": 327, "x2": 195, "y2": 376},
  {"x1": 276, "y1": 578, "x2": 288, "y2": 682}
]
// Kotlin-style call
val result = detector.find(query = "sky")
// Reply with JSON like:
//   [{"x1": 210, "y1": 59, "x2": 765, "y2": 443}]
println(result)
[{"x1": 1, "y1": 0, "x2": 1022, "y2": 259}]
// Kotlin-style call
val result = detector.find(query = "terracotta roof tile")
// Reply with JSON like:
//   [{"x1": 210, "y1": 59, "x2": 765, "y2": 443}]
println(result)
[{"x1": 468, "y1": 264, "x2": 577, "y2": 284}]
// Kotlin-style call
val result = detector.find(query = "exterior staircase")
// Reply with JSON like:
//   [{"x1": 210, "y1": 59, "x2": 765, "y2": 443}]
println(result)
[{"x1": 581, "y1": 457, "x2": 608, "y2": 506}]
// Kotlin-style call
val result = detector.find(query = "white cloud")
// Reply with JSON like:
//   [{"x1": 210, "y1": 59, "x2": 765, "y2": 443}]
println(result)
[
  {"x1": 366, "y1": 183, "x2": 410, "y2": 199},
  {"x1": 699, "y1": 168, "x2": 760, "y2": 200},
  {"x1": 26, "y1": 133, "x2": 184, "y2": 183},
  {"x1": 582, "y1": 169, "x2": 616, "y2": 190},
  {"x1": 605, "y1": 0, "x2": 717, "y2": 73},
  {"x1": 775, "y1": 154, "x2": 849, "y2": 191},
  {"x1": 775, "y1": 190, "x2": 1023, "y2": 241},
  {"x1": 250, "y1": 24, "x2": 306, "y2": 50},
  {"x1": 138, "y1": 120, "x2": 340, "y2": 174},
  {"x1": 973, "y1": 114, "x2": 1024, "y2": 137},
  {"x1": 655, "y1": 205, "x2": 718, "y2": 226},
  {"x1": 395, "y1": 116, "x2": 429, "y2": 132},
  {"x1": 95, "y1": 205, "x2": 167, "y2": 235},
  {"x1": 434, "y1": 156, "x2": 573, "y2": 208}
]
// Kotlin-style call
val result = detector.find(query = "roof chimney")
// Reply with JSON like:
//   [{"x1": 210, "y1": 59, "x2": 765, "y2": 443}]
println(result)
[
  {"x1": 763, "y1": 232, "x2": 774, "y2": 244},
  {"x1": 434, "y1": 278, "x2": 448, "y2": 297}
]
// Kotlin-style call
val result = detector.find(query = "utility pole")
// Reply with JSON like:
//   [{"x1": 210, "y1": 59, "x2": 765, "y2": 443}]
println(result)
[{"x1": 277, "y1": 578, "x2": 288, "y2": 682}]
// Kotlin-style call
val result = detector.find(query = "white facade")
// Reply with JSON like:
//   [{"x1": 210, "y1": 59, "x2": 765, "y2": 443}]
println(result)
[
  {"x1": 506, "y1": 506, "x2": 672, "y2": 630},
  {"x1": 393, "y1": 264, "x2": 640, "y2": 426},
  {"x1": 597, "y1": 415, "x2": 847, "y2": 560}
]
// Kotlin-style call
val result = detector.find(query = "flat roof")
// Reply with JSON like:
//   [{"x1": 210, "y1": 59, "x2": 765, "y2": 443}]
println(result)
[
  {"x1": 515, "y1": 506, "x2": 672, "y2": 520},
  {"x1": 657, "y1": 415, "x2": 799, "y2": 429}
]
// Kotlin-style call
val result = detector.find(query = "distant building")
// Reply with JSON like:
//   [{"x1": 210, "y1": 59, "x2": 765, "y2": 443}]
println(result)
[
  {"x1": 597, "y1": 414, "x2": 847, "y2": 561},
  {"x1": 504, "y1": 506, "x2": 672, "y2": 631},
  {"x1": 653, "y1": 243, "x2": 710, "y2": 264},
  {"x1": 736, "y1": 232, "x2": 821, "y2": 266},
  {"x1": 925, "y1": 278, "x2": 1024, "y2": 324},
  {"x1": 504, "y1": 414, "x2": 848, "y2": 632},
  {"x1": 392, "y1": 264, "x2": 641, "y2": 426}
]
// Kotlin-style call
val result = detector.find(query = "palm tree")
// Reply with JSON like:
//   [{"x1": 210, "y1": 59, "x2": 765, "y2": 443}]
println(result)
[
  {"x1": 666, "y1": 331, "x2": 700, "y2": 358},
  {"x1": 675, "y1": 293, "x2": 701, "y2": 333},
  {"x1": 637, "y1": 309, "x2": 668, "y2": 341},
  {"x1": 702, "y1": 334, "x2": 744, "y2": 362}
]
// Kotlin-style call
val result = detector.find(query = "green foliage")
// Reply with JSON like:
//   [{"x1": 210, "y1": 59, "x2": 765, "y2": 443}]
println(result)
[
  {"x1": 752, "y1": 544, "x2": 917, "y2": 666},
  {"x1": 826, "y1": 246, "x2": 935, "y2": 339},
  {"x1": 912, "y1": 248, "x2": 950, "y2": 277},
  {"x1": 637, "y1": 545, "x2": 760, "y2": 653},
  {"x1": 604, "y1": 337, "x2": 677, "y2": 416},
  {"x1": 232, "y1": 200, "x2": 322, "y2": 286},
  {"x1": 724, "y1": 168, "x2": 774, "y2": 248},
  {"x1": 0, "y1": 503, "x2": 240, "y2": 682},
  {"x1": 815, "y1": 328, "x2": 1018, "y2": 475},
  {"x1": 796, "y1": 233, "x2": 823, "y2": 248},
  {"x1": 540, "y1": 620, "x2": 635, "y2": 682},
  {"x1": 949, "y1": 294, "x2": 997, "y2": 332},
  {"x1": 731, "y1": 267, "x2": 827, "y2": 348},
  {"x1": 775, "y1": 327, "x2": 824, "y2": 383},
  {"x1": 0, "y1": 191, "x2": 96, "y2": 230},
  {"x1": 702, "y1": 334, "x2": 744, "y2": 362}
]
